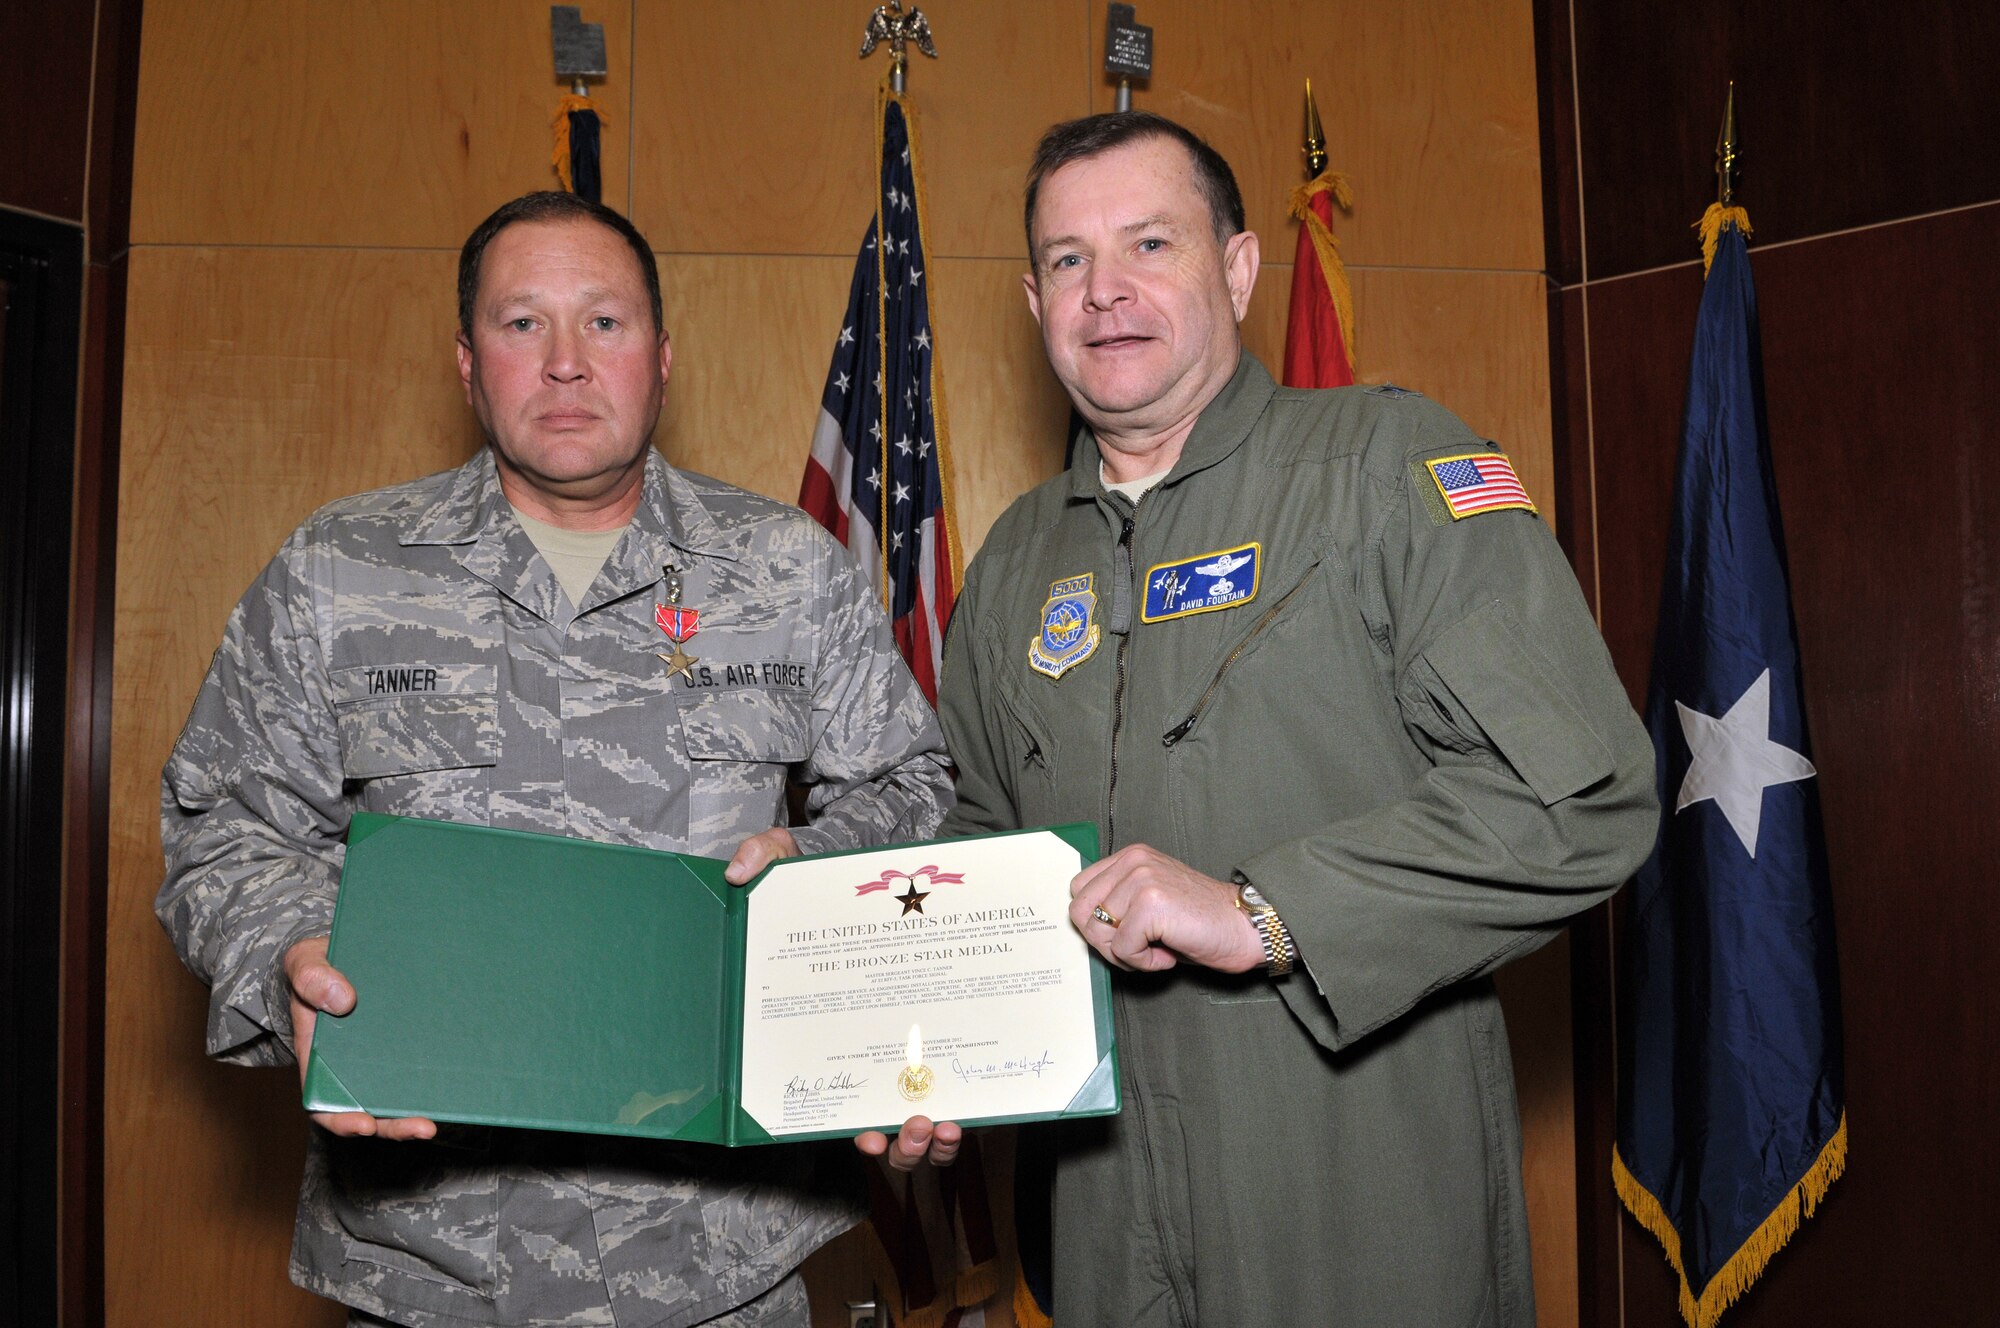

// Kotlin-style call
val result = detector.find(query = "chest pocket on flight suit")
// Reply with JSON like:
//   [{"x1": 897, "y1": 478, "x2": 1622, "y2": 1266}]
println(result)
[
  {"x1": 333, "y1": 663, "x2": 498, "y2": 820},
  {"x1": 991, "y1": 678, "x2": 1060, "y2": 829},
  {"x1": 676, "y1": 683, "x2": 811, "y2": 855}
]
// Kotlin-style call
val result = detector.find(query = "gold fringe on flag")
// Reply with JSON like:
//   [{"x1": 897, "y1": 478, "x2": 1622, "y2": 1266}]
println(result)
[
  {"x1": 550, "y1": 93, "x2": 601, "y2": 192},
  {"x1": 953, "y1": 1257, "x2": 1001, "y2": 1309},
  {"x1": 1288, "y1": 169, "x2": 1357, "y2": 378},
  {"x1": 1613, "y1": 1112, "x2": 1847, "y2": 1328},
  {"x1": 1696, "y1": 202, "x2": 1754, "y2": 278},
  {"x1": 1012, "y1": 1271, "x2": 1054, "y2": 1328}
]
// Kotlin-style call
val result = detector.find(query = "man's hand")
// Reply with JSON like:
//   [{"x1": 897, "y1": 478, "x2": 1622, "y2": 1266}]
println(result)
[
  {"x1": 284, "y1": 936, "x2": 436, "y2": 1140},
  {"x1": 1068, "y1": 844, "x2": 1265, "y2": 973},
  {"x1": 725, "y1": 827, "x2": 800, "y2": 885},
  {"x1": 855, "y1": 1116, "x2": 963, "y2": 1172}
]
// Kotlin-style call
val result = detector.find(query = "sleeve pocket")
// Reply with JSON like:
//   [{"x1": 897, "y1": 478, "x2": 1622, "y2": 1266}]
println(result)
[
  {"x1": 679, "y1": 688, "x2": 811, "y2": 765},
  {"x1": 336, "y1": 695, "x2": 498, "y2": 779},
  {"x1": 1416, "y1": 599, "x2": 1613, "y2": 806}
]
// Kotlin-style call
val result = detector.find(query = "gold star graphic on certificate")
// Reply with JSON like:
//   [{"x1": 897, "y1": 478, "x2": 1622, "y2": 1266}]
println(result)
[
  {"x1": 895, "y1": 883, "x2": 930, "y2": 915},
  {"x1": 656, "y1": 643, "x2": 699, "y2": 684}
]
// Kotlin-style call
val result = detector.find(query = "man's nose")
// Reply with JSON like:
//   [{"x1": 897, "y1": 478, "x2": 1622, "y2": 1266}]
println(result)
[
  {"x1": 543, "y1": 325, "x2": 589, "y2": 382},
  {"x1": 1082, "y1": 257, "x2": 1134, "y2": 312}
]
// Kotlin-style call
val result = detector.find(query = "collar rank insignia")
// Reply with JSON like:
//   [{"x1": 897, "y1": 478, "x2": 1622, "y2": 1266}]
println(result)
[
  {"x1": 1425, "y1": 452, "x2": 1537, "y2": 520},
  {"x1": 1141, "y1": 542, "x2": 1260, "y2": 623},
  {"x1": 1028, "y1": 573, "x2": 1101, "y2": 680}
]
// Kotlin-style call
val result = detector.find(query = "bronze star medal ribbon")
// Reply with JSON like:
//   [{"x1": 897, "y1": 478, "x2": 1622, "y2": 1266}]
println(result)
[{"x1": 654, "y1": 566, "x2": 699, "y2": 684}]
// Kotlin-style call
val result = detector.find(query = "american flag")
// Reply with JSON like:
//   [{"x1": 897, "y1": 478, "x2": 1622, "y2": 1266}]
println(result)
[
  {"x1": 1427, "y1": 453, "x2": 1536, "y2": 519},
  {"x1": 799, "y1": 86, "x2": 959, "y2": 703}
]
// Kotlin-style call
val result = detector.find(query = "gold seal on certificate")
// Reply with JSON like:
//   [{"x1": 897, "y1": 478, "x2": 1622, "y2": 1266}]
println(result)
[{"x1": 896, "y1": 1027, "x2": 936, "y2": 1102}]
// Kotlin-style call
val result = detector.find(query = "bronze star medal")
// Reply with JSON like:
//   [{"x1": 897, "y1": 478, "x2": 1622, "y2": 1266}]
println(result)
[
  {"x1": 656, "y1": 638, "x2": 698, "y2": 683},
  {"x1": 893, "y1": 875, "x2": 930, "y2": 915},
  {"x1": 654, "y1": 572, "x2": 700, "y2": 685}
]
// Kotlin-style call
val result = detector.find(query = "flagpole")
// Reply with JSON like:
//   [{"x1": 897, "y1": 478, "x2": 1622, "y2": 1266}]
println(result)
[
  {"x1": 1281, "y1": 77, "x2": 1357, "y2": 387},
  {"x1": 1302, "y1": 77, "x2": 1327, "y2": 179},
  {"x1": 1715, "y1": 82, "x2": 1738, "y2": 205},
  {"x1": 1697, "y1": 84, "x2": 1751, "y2": 277}
]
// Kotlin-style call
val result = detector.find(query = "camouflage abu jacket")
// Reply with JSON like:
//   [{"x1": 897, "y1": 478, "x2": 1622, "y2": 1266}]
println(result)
[{"x1": 158, "y1": 446, "x2": 952, "y2": 1327}]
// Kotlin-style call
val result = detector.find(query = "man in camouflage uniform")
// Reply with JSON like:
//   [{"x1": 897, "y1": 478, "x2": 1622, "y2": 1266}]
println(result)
[{"x1": 157, "y1": 192, "x2": 953, "y2": 1327}]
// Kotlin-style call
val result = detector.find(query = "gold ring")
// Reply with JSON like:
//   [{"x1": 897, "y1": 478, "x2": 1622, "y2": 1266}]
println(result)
[{"x1": 1091, "y1": 905, "x2": 1121, "y2": 928}]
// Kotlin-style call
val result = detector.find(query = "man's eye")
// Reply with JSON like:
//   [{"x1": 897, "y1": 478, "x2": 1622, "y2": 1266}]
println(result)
[
  {"x1": 592, "y1": 316, "x2": 619, "y2": 332},
  {"x1": 1053, "y1": 254, "x2": 1082, "y2": 270},
  {"x1": 1138, "y1": 238, "x2": 1166, "y2": 253},
  {"x1": 509, "y1": 318, "x2": 536, "y2": 332}
]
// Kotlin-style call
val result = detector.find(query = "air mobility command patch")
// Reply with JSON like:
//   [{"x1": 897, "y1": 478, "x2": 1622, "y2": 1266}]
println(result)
[
  {"x1": 1028, "y1": 573, "x2": 1101, "y2": 679},
  {"x1": 1424, "y1": 452, "x2": 1537, "y2": 520},
  {"x1": 1140, "y1": 543, "x2": 1260, "y2": 623}
]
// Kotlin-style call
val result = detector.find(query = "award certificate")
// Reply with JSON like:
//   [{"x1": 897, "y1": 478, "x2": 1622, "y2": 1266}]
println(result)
[
  {"x1": 304, "y1": 814, "x2": 1117, "y2": 1145},
  {"x1": 739, "y1": 831, "x2": 1107, "y2": 1136}
]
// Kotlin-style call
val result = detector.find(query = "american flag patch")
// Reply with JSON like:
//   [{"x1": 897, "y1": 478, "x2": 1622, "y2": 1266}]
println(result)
[{"x1": 1426, "y1": 452, "x2": 1537, "y2": 519}]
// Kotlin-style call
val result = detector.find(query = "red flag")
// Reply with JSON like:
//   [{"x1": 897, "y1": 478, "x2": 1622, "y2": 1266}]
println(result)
[{"x1": 1281, "y1": 172, "x2": 1357, "y2": 388}]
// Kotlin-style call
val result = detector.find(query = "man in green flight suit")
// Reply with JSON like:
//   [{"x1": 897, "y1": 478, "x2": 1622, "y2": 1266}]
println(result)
[{"x1": 929, "y1": 111, "x2": 1659, "y2": 1325}]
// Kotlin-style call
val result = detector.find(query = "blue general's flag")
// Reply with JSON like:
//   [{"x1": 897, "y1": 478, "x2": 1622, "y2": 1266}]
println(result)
[
  {"x1": 1615, "y1": 206, "x2": 1847, "y2": 1328},
  {"x1": 799, "y1": 83, "x2": 960, "y2": 703}
]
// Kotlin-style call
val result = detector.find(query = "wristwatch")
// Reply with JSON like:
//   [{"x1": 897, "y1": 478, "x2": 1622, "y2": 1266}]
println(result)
[{"x1": 1233, "y1": 880, "x2": 1296, "y2": 977}]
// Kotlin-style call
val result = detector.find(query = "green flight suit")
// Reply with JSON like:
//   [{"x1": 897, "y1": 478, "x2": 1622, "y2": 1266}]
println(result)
[{"x1": 938, "y1": 357, "x2": 1656, "y2": 1327}]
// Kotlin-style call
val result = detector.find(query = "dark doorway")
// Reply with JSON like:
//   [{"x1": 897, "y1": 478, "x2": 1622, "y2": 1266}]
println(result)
[{"x1": 1, "y1": 205, "x2": 84, "y2": 1325}]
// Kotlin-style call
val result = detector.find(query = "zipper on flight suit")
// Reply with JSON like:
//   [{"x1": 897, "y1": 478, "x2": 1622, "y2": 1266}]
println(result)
[
  {"x1": 1107, "y1": 508, "x2": 1140, "y2": 850},
  {"x1": 1161, "y1": 577, "x2": 1314, "y2": 747}
]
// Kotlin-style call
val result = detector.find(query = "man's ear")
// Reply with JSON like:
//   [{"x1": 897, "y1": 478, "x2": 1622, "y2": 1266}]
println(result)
[
  {"x1": 1223, "y1": 230, "x2": 1261, "y2": 323},
  {"x1": 658, "y1": 329, "x2": 673, "y2": 386},
  {"x1": 456, "y1": 332, "x2": 475, "y2": 403},
  {"x1": 1021, "y1": 269, "x2": 1044, "y2": 328}
]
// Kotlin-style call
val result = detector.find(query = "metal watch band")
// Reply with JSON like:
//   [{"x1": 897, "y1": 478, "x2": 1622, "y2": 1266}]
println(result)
[
  {"x1": 1233, "y1": 877, "x2": 1295, "y2": 977},
  {"x1": 1253, "y1": 908, "x2": 1296, "y2": 977}
]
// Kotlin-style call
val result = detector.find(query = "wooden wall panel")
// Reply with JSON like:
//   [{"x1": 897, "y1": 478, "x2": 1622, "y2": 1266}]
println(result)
[
  {"x1": 928, "y1": 259, "x2": 1073, "y2": 554},
  {"x1": 1090, "y1": 0, "x2": 1545, "y2": 272},
  {"x1": 652, "y1": 253, "x2": 857, "y2": 496},
  {"x1": 632, "y1": 0, "x2": 1088, "y2": 260},
  {"x1": 1241, "y1": 263, "x2": 1556, "y2": 511},
  {"x1": 130, "y1": 0, "x2": 633, "y2": 248},
  {"x1": 0, "y1": 0, "x2": 96, "y2": 221},
  {"x1": 1571, "y1": 0, "x2": 2000, "y2": 279}
]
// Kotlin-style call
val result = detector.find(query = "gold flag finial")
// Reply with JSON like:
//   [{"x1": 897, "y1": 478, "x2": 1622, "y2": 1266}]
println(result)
[
  {"x1": 860, "y1": 3, "x2": 939, "y2": 94},
  {"x1": 1303, "y1": 77, "x2": 1328, "y2": 178},
  {"x1": 1715, "y1": 81, "x2": 1739, "y2": 205}
]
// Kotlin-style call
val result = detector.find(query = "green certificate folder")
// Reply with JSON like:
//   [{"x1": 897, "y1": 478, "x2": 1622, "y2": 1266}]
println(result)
[{"x1": 303, "y1": 814, "x2": 1117, "y2": 1145}]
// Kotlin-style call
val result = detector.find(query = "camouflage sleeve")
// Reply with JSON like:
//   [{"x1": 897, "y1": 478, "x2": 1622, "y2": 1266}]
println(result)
[
  {"x1": 156, "y1": 526, "x2": 349, "y2": 1067},
  {"x1": 787, "y1": 526, "x2": 953, "y2": 855}
]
